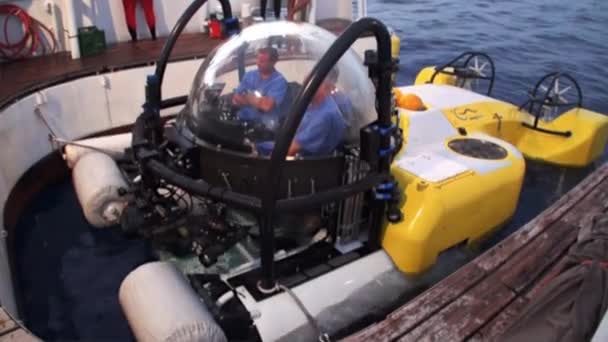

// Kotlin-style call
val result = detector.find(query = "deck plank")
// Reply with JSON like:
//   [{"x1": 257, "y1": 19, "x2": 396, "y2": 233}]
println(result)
[
  {"x1": 342, "y1": 262, "x2": 487, "y2": 342},
  {"x1": 398, "y1": 274, "x2": 516, "y2": 342},
  {"x1": 524, "y1": 252, "x2": 571, "y2": 301},
  {"x1": 561, "y1": 183, "x2": 608, "y2": 232},
  {"x1": 467, "y1": 297, "x2": 529, "y2": 342},
  {"x1": 0, "y1": 33, "x2": 222, "y2": 108},
  {"x1": 498, "y1": 220, "x2": 578, "y2": 294},
  {"x1": 474, "y1": 163, "x2": 608, "y2": 273}
]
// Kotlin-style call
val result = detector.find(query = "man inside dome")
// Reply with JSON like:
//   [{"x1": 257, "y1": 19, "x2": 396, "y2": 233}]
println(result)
[
  {"x1": 286, "y1": 75, "x2": 348, "y2": 156},
  {"x1": 327, "y1": 68, "x2": 353, "y2": 125},
  {"x1": 232, "y1": 47, "x2": 288, "y2": 131},
  {"x1": 256, "y1": 70, "x2": 348, "y2": 157}
]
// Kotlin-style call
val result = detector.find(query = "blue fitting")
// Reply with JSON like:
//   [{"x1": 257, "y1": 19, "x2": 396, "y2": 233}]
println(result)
[
  {"x1": 379, "y1": 123, "x2": 396, "y2": 136},
  {"x1": 379, "y1": 143, "x2": 396, "y2": 157},
  {"x1": 374, "y1": 191, "x2": 392, "y2": 200},
  {"x1": 377, "y1": 181, "x2": 396, "y2": 191},
  {"x1": 370, "y1": 123, "x2": 396, "y2": 136}
]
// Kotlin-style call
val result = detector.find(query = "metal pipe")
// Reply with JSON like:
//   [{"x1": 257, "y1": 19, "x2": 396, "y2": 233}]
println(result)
[
  {"x1": 64, "y1": 0, "x2": 80, "y2": 59},
  {"x1": 308, "y1": 0, "x2": 316, "y2": 24},
  {"x1": 357, "y1": 0, "x2": 367, "y2": 19},
  {"x1": 45, "y1": 0, "x2": 64, "y2": 51},
  {"x1": 275, "y1": 173, "x2": 386, "y2": 211}
]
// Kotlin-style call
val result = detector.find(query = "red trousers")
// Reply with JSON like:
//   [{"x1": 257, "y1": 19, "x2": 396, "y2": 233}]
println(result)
[{"x1": 122, "y1": 0, "x2": 155, "y2": 32}]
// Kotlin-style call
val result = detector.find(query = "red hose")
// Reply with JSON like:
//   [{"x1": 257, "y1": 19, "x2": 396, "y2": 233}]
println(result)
[{"x1": 0, "y1": 4, "x2": 57, "y2": 61}]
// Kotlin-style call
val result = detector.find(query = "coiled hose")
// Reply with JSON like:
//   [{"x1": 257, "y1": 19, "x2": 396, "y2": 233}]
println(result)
[{"x1": 0, "y1": 4, "x2": 57, "y2": 61}]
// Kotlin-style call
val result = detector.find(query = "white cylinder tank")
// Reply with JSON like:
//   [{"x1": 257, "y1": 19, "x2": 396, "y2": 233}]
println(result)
[
  {"x1": 63, "y1": 133, "x2": 132, "y2": 169},
  {"x1": 119, "y1": 261, "x2": 228, "y2": 342},
  {"x1": 72, "y1": 152, "x2": 129, "y2": 227}
]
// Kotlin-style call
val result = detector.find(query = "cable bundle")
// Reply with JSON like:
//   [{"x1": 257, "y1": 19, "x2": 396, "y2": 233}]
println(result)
[{"x1": 0, "y1": 4, "x2": 57, "y2": 61}]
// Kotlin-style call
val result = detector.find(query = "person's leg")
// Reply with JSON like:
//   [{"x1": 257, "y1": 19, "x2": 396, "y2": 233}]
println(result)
[
  {"x1": 122, "y1": 0, "x2": 137, "y2": 41},
  {"x1": 260, "y1": 0, "x2": 268, "y2": 19},
  {"x1": 140, "y1": 0, "x2": 156, "y2": 39},
  {"x1": 273, "y1": 0, "x2": 281, "y2": 19},
  {"x1": 287, "y1": 0, "x2": 295, "y2": 20}
]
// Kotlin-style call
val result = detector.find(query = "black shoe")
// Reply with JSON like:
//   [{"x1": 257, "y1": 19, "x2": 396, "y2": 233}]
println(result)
[
  {"x1": 149, "y1": 26, "x2": 156, "y2": 40},
  {"x1": 128, "y1": 27, "x2": 137, "y2": 41}
]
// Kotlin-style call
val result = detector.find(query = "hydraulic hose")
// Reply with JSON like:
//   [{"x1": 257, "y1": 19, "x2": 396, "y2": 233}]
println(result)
[
  {"x1": 146, "y1": 159, "x2": 261, "y2": 210},
  {"x1": 132, "y1": 115, "x2": 261, "y2": 210}
]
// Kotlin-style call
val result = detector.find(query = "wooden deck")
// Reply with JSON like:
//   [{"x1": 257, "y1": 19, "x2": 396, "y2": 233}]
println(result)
[
  {"x1": 0, "y1": 18, "x2": 355, "y2": 111},
  {"x1": 0, "y1": 32, "x2": 223, "y2": 109},
  {"x1": 344, "y1": 162, "x2": 608, "y2": 341}
]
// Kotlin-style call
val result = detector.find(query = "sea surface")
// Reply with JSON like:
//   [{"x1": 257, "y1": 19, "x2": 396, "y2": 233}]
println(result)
[{"x1": 14, "y1": 1, "x2": 608, "y2": 340}]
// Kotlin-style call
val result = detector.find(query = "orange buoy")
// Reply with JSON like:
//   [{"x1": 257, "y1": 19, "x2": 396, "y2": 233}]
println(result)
[{"x1": 397, "y1": 92, "x2": 426, "y2": 111}]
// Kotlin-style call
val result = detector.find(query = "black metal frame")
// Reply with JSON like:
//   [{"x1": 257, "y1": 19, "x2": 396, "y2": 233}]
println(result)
[
  {"x1": 131, "y1": 3, "x2": 397, "y2": 292},
  {"x1": 429, "y1": 51, "x2": 495, "y2": 96},
  {"x1": 259, "y1": 17, "x2": 396, "y2": 290},
  {"x1": 519, "y1": 72, "x2": 583, "y2": 137}
]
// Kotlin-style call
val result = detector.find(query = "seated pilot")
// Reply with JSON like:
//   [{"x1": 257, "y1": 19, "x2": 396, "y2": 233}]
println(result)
[
  {"x1": 287, "y1": 76, "x2": 348, "y2": 156},
  {"x1": 232, "y1": 47, "x2": 288, "y2": 131},
  {"x1": 255, "y1": 71, "x2": 348, "y2": 157},
  {"x1": 327, "y1": 68, "x2": 354, "y2": 125}
]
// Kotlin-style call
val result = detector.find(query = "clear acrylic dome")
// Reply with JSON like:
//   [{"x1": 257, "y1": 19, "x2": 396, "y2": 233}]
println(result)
[{"x1": 177, "y1": 21, "x2": 377, "y2": 156}]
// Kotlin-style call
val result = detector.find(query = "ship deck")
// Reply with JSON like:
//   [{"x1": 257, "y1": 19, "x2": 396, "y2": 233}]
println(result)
[
  {"x1": 0, "y1": 17, "x2": 353, "y2": 110},
  {"x1": 0, "y1": 32, "x2": 222, "y2": 110}
]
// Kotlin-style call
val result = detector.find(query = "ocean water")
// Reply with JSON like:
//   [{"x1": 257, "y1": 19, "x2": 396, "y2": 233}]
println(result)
[
  {"x1": 14, "y1": 1, "x2": 608, "y2": 340},
  {"x1": 376, "y1": 0, "x2": 608, "y2": 115}
]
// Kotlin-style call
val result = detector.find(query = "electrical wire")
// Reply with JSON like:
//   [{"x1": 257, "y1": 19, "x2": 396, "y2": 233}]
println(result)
[
  {"x1": 0, "y1": 4, "x2": 57, "y2": 61},
  {"x1": 278, "y1": 284, "x2": 331, "y2": 342}
]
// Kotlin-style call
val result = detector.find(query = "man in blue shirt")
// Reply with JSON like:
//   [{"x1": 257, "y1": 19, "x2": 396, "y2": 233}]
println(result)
[
  {"x1": 232, "y1": 47, "x2": 288, "y2": 131},
  {"x1": 287, "y1": 78, "x2": 347, "y2": 156},
  {"x1": 255, "y1": 71, "x2": 348, "y2": 157},
  {"x1": 327, "y1": 68, "x2": 354, "y2": 125}
]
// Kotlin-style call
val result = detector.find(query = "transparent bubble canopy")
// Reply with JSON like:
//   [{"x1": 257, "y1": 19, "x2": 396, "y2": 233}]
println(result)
[{"x1": 177, "y1": 21, "x2": 377, "y2": 156}]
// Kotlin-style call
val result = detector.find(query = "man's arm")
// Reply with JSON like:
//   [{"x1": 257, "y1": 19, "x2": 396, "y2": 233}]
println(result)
[
  {"x1": 249, "y1": 75, "x2": 287, "y2": 112},
  {"x1": 232, "y1": 93, "x2": 247, "y2": 106},
  {"x1": 291, "y1": 108, "x2": 332, "y2": 156},
  {"x1": 288, "y1": 140, "x2": 301, "y2": 156},
  {"x1": 232, "y1": 72, "x2": 254, "y2": 106},
  {"x1": 244, "y1": 94, "x2": 275, "y2": 112}
]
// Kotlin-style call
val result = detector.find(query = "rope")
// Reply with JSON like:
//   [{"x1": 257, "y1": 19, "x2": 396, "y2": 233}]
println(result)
[
  {"x1": 278, "y1": 284, "x2": 331, "y2": 342},
  {"x1": 0, "y1": 4, "x2": 57, "y2": 61}
]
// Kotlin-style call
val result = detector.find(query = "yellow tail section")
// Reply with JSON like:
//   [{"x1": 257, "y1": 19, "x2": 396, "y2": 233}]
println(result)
[
  {"x1": 414, "y1": 66, "x2": 456, "y2": 86},
  {"x1": 443, "y1": 102, "x2": 608, "y2": 167}
]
